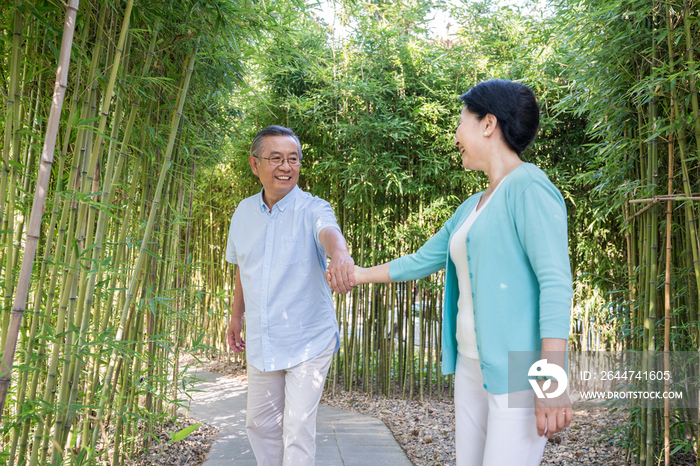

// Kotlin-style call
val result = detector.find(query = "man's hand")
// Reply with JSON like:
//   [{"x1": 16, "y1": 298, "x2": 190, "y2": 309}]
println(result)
[
  {"x1": 227, "y1": 267, "x2": 246, "y2": 353},
  {"x1": 534, "y1": 382, "x2": 572, "y2": 438},
  {"x1": 227, "y1": 312, "x2": 246, "y2": 353},
  {"x1": 319, "y1": 227, "x2": 355, "y2": 294},
  {"x1": 326, "y1": 250, "x2": 355, "y2": 294}
]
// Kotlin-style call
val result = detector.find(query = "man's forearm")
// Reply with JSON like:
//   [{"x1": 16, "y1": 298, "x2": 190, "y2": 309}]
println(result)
[
  {"x1": 319, "y1": 227, "x2": 350, "y2": 259},
  {"x1": 230, "y1": 300, "x2": 244, "y2": 319},
  {"x1": 231, "y1": 266, "x2": 245, "y2": 319},
  {"x1": 227, "y1": 266, "x2": 246, "y2": 353}
]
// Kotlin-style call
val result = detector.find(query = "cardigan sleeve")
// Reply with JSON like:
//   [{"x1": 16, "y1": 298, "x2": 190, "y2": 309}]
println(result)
[
  {"x1": 513, "y1": 177, "x2": 573, "y2": 339},
  {"x1": 389, "y1": 216, "x2": 454, "y2": 282}
]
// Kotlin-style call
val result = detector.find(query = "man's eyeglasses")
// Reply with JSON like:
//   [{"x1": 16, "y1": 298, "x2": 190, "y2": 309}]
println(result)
[{"x1": 258, "y1": 156, "x2": 301, "y2": 166}]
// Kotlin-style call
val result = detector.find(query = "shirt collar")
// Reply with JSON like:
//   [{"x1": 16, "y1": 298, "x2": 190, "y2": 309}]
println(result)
[{"x1": 258, "y1": 185, "x2": 299, "y2": 213}]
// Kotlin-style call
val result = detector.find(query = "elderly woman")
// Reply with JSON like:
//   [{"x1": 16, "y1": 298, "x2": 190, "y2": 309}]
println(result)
[{"x1": 343, "y1": 79, "x2": 573, "y2": 465}]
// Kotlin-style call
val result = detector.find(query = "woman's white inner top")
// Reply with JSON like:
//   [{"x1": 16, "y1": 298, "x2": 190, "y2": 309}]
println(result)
[{"x1": 450, "y1": 175, "x2": 508, "y2": 360}]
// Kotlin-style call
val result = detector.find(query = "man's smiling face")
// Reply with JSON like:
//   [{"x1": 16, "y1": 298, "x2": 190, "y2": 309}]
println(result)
[{"x1": 249, "y1": 135, "x2": 301, "y2": 206}]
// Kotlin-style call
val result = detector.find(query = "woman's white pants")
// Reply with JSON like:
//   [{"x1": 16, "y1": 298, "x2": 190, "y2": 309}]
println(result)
[
  {"x1": 455, "y1": 354, "x2": 548, "y2": 466},
  {"x1": 245, "y1": 339, "x2": 335, "y2": 466}
]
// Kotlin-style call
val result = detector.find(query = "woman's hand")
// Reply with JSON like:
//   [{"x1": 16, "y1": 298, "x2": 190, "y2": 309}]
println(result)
[
  {"x1": 534, "y1": 383, "x2": 572, "y2": 438},
  {"x1": 535, "y1": 338, "x2": 572, "y2": 437}
]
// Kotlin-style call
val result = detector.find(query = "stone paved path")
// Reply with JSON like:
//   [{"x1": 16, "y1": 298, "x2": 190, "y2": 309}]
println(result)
[{"x1": 182, "y1": 370, "x2": 413, "y2": 466}]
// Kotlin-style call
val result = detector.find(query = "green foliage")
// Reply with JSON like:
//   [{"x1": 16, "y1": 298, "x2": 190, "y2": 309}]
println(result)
[
  {"x1": 169, "y1": 422, "x2": 201, "y2": 443},
  {"x1": 4, "y1": 0, "x2": 694, "y2": 461},
  {"x1": 0, "y1": 0, "x2": 285, "y2": 464},
  {"x1": 553, "y1": 0, "x2": 700, "y2": 462},
  {"x1": 195, "y1": 0, "x2": 615, "y2": 407}
]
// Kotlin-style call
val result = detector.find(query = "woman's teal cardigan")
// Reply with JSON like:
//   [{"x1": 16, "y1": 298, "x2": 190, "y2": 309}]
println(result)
[{"x1": 389, "y1": 163, "x2": 573, "y2": 394}]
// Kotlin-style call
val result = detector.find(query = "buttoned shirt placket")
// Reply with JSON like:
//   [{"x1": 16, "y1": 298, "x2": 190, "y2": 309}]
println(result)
[{"x1": 260, "y1": 202, "x2": 278, "y2": 370}]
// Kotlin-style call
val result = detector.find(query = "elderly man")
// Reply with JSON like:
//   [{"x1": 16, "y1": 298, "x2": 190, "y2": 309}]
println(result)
[{"x1": 225, "y1": 125, "x2": 354, "y2": 465}]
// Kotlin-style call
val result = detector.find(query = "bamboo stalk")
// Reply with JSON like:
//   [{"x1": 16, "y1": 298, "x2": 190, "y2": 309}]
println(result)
[
  {"x1": 15, "y1": 79, "x2": 76, "y2": 456},
  {"x1": 0, "y1": 0, "x2": 24, "y2": 352},
  {"x1": 663, "y1": 7, "x2": 677, "y2": 464},
  {"x1": 81, "y1": 103, "x2": 151, "y2": 448},
  {"x1": 0, "y1": 0, "x2": 80, "y2": 422},
  {"x1": 630, "y1": 194, "x2": 700, "y2": 203},
  {"x1": 663, "y1": 116, "x2": 673, "y2": 466},
  {"x1": 29, "y1": 10, "x2": 108, "y2": 465},
  {"x1": 49, "y1": 4, "x2": 135, "y2": 458},
  {"x1": 91, "y1": 47, "x2": 198, "y2": 449},
  {"x1": 0, "y1": 0, "x2": 23, "y2": 282},
  {"x1": 682, "y1": 0, "x2": 700, "y2": 158},
  {"x1": 61, "y1": 30, "x2": 136, "y2": 454}
]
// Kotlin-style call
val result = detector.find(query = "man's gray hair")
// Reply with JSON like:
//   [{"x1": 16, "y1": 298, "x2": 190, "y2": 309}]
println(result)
[{"x1": 250, "y1": 125, "x2": 303, "y2": 160}]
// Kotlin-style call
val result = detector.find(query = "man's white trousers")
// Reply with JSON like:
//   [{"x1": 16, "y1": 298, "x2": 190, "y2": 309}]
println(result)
[
  {"x1": 455, "y1": 354, "x2": 548, "y2": 466},
  {"x1": 246, "y1": 339, "x2": 335, "y2": 466}
]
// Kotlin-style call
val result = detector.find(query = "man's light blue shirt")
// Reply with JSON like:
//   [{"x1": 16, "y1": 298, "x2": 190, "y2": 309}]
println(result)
[{"x1": 226, "y1": 185, "x2": 340, "y2": 372}]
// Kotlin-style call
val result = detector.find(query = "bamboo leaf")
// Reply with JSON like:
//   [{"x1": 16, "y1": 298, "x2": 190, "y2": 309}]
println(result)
[{"x1": 169, "y1": 423, "x2": 201, "y2": 443}]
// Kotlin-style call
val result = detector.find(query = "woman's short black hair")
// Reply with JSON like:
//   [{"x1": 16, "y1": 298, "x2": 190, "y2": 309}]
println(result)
[{"x1": 459, "y1": 79, "x2": 540, "y2": 155}]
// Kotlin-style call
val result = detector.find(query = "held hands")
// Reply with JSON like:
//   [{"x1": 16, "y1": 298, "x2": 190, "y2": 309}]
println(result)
[
  {"x1": 534, "y1": 382, "x2": 573, "y2": 438},
  {"x1": 325, "y1": 251, "x2": 356, "y2": 294}
]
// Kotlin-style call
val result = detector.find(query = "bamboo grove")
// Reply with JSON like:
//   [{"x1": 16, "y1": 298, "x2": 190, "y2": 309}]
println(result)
[
  {"x1": 193, "y1": 0, "x2": 700, "y2": 464},
  {"x1": 556, "y1": 0, "x2": 700, "y2": 463},
  {"x1": 198, "y1": 0, "x2": 596, "y2": 402},
  {"x1": 0, "y1": 0, "x2": 278, "y2": 464},
  {"x1": 4, "y1": 0, "x2": 700, "y2": 464}
]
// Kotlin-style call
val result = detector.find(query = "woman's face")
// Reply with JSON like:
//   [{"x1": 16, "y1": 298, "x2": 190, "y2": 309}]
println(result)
[{"x1": 454, "y1": 107, "x2": 486, "y2": 171}]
